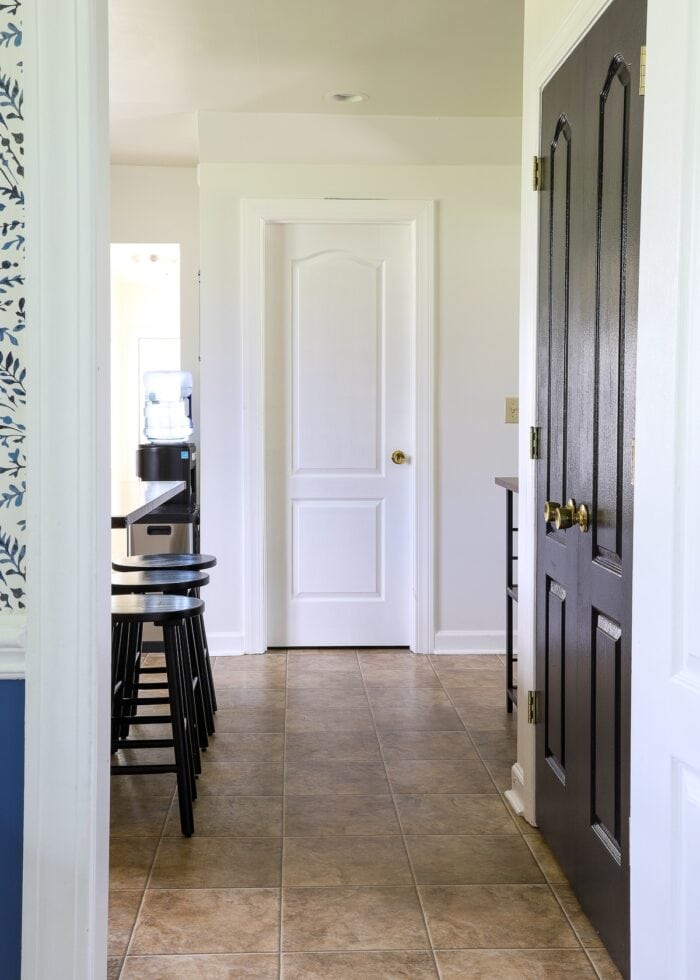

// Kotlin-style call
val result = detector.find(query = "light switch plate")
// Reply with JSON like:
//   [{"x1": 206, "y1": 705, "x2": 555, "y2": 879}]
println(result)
[{"x1": 505, "y1": 397, "x2": 519, "y2": 424}]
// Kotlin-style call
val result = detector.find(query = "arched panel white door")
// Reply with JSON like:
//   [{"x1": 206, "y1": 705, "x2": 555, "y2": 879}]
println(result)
[{"x1": 265, "y1": 221, "x2": 413, "y2": 647}]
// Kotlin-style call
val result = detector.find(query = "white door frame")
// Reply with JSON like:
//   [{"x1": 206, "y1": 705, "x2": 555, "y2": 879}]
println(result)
[
  {"x1": 629, "y1": 3, "x2": 700, "y2": 975},
  {"x1": 241, "y1": 198, "x2": 435, "y2": 654},
  {"x1": 22, "y1": 0, "x2": 111, "y2": 978}
]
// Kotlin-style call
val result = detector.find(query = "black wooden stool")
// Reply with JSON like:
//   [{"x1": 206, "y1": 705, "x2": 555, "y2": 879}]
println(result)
[
  {"x1": 111, "y1": 568, "x2": 214, "y2": 746},
  {"x1": 112, "y1": 553, "x2": 217, "y2": 572},
  {"x1": 111, "y1": 593, "x2": 204, "y2": 837},
  {"x1": 112, "y1": 554, "x2": 218, "y2": 719}
]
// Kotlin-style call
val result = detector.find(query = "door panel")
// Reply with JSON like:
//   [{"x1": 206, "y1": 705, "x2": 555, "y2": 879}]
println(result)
[
  {"x1": 293, "y1": 252, "x2": 382, "y2": 473},
  {"x1": 535, "y1": 1, "x2": 646, "y2": 975},
  {"x1": 266, "y1": 221, "x2": 412, "y2": 647},
  {"x1": 594, "y1": 57, "x2": 631, "y2": 566},
  {"x1": 292, "y1": 499, "x2": 382, "y2": 598},
  {"x1": 591, "y1": 610, "x2": 622, "y2": 855},
  {"x1": 536, "y1": 25, "x2": 586, "y2": 885},
  {"x1": 547, "y1": 115, "x2": 572, "y2": 515},
  {"x1": 544, "y1": 578, "x2": 567, "y2": 778}
]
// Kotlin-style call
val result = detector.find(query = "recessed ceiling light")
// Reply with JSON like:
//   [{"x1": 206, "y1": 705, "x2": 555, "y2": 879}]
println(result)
[{"x1": 326, "y1": 91, "x2": 369, "y2": 104}]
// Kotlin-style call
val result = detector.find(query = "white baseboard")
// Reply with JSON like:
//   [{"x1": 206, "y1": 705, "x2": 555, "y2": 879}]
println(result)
[
  {"x1": 433, "y1": 629, "x2": 515, "y2": 654},
  {"x1": 505, "y1": 762, "x2": 537, "y2": 827},
  {"x1": 207, "y1": 631, "x2": 245, "y2": 656},
  {"x1": 0, "y1": 613, "x2": 26, "y2": 678}
]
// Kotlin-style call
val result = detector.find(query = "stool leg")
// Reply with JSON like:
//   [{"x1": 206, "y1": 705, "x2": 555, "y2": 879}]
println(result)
[
  {"x1": 126, "y1": 621, "x2": 143, "y2": 730},
  {"x1": 117, "y1": 622, "x2": 135, "y2": 739},
  {"x1": 178, "y1": 620, "x2": 202, "y2": 775},
  {"x1": 120, "y1": 621, "x2": 142, "y2": 740},
  {"x1": 175, "y1": 622, "x2": 198, "y2": 799},
  {"x1": 186, "y1": 617, "x2": 210, "y2": 747},
  {"x1": 190, "y1": 616, "x2": 215, "y2": 737},
  {"x1": 111, "y1": 622, "x2": 126, "y2": 752},
  {"x1": 163, "y1": 622, "x2": 194, "y2": 837},
  {"x1": 196, "y1": 612, "x2": 218, "y2": 713}
]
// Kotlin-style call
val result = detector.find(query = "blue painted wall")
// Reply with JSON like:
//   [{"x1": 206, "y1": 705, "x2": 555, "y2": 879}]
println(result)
[{"x1": 0, "y1": 680, "x2": 24, "y2": 980}]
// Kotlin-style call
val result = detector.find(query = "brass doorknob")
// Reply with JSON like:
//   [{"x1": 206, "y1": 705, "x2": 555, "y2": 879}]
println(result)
[
  {"x1": 391, "y1": 450, "x2": 408, "y2": 465},
  {"x1": 554, "y1": 499, "x2": 590, "y2": 533},
  {"x1": 544, "y1": 501, "x2": 560, "y2": 524}
]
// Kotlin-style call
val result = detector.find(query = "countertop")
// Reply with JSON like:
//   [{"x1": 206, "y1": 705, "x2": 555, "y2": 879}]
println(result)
[
  {"x1": 494, "y1": 476, "x2": 519, "y2": 493},
  {"x1": 111, "y1": 480, "x2": 186, "y2": 529}
]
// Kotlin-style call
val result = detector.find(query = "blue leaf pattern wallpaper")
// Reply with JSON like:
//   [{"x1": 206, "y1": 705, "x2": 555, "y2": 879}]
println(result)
[{"x1": 0, "y1": 0, "x2": 25, "y2": 612}]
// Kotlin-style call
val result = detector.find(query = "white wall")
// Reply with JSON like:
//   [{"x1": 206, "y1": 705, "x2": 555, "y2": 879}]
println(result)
[
  {"x1": 198, "y1": 164, "x2": 520, "y2": 653},
  {"x1": 110, "y1": 244, "x2": 181, "y2": 480},
  {"x1": 110, "y1": 166, "x2": 200, "y2": 448}
]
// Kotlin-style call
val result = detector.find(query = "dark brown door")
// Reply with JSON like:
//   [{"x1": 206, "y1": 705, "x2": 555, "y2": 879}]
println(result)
[{"x1": 535, "y1": 1, "x2": 646, "y2": 976}]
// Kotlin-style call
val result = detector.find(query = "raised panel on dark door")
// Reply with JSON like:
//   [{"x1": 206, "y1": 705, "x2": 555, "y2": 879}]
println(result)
[
  {"x1": 535, "y1": 0, "x2": 645, "y2": 976},
  {"x1": 535, "y1": 26, "x2": 586, "y2": 886}
]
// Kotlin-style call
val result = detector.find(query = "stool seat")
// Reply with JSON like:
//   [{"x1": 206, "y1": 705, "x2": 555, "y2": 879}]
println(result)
[
  {"x1": 113, "y1": 553, "x2": 217, "y2": 572},
  {"x1": 112, "y1": 594, "x2": 204, "y2": 623},
  {"x1": 111, "y1": 569, "x2": 210, "y2": 594}
]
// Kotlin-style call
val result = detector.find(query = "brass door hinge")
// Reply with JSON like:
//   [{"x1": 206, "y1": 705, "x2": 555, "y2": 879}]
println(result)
[
  {"x1": 530, "y1": 426, "x2": 541, "y2": 460},
  {"x1": 527, "y1": 690, "x2": 540, "y2": 725},
  {"x1": 532, "y1": 156, "x2": 545, "y2": 191},
  {"x1": 639, "y1": 45, "x2": 647, "y2": 96}
]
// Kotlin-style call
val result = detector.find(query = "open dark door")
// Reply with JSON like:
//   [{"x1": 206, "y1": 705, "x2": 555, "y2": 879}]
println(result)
[{"x1": 535, "y1": 1, "x2": 646, "y2": 975}]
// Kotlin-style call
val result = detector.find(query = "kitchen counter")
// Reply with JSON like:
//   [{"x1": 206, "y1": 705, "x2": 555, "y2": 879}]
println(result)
[
  {"x1": 494, "y1": 476, "x2": 519, "y2": 494},
  {"x1": 111, "y1": 480, "x2": 186, "y2": 529}
]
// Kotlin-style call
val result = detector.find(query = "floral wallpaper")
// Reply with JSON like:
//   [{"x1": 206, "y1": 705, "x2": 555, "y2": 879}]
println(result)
[{"x1": 0, "y1": 0, "x2": 25, "y2": 611}]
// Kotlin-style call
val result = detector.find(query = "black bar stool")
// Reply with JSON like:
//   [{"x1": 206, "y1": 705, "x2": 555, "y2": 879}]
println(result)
[
  {"x1": 112, "y1": 553, "x2": 217, "y2": 572},
  {"x1": 111, "y1": 568, "x2": 214, "y2": 746},
  {"x1": 112, "y1": 554, "x2": 218, "y2": 718},
  {"x1": 111, "y1": 593, "x2": 204, "y2": 837}
]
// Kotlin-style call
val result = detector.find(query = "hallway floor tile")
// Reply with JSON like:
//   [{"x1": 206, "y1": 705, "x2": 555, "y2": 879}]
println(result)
[{"x1": 109, "y1": 650, "x2": 619, "y2": 979}]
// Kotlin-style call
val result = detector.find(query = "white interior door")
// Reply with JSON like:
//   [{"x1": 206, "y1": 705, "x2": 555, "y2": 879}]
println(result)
[{"x1": 265, "y1": 219, "x2": 412, "y2": 647}]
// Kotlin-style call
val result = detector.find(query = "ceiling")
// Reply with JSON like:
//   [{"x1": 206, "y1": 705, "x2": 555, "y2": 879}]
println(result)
[{"x1": 109, "y1": 0, "x2": 524, "y2": 164}]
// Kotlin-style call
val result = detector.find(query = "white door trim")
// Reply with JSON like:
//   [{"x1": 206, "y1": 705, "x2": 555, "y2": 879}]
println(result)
[
  {"x1": 630, "y1": 3, "x2": 700, "y2": 975},
  {"x1": 241, "y1": 198, "x2": 435, "y2": 654},
  {"x1": 22, "y1": 0, "x2": 111, "y2": 978},
  {"x1": 514, "y1": 0, "x2": 616, "y2": 825}
]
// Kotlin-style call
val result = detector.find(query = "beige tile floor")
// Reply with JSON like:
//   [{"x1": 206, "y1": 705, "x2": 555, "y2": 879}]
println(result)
[{"x1": 108, "y1": 650, "x2": 622, "y2": 979}]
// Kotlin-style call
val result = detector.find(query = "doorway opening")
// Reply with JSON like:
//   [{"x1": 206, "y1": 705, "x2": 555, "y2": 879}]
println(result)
[
  {"x1": 241, "y1": 199, "x2": 435, "y2": 655},
  {"x1": 109, "y1": 243, "x2": 181, "y2": 484}
]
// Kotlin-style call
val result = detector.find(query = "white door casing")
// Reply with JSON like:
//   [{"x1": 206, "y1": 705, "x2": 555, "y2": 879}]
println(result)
[
  {"x1": 23, "y1": 0, "x2": 111, "y2": 977},
  {"x1": 265, "y1": 222, "x2": 412, "y2": 647},
  {"x1": 630, "y1": 3, "x2": 700, "y2": 976},
  {"x1": 241, "y1": 199, "x2": 435, "y2": 654}
]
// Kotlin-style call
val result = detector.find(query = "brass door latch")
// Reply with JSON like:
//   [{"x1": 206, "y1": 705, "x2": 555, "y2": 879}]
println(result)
[{"x1": 544, "y1": 498, "x2": 589, "y2": 532}]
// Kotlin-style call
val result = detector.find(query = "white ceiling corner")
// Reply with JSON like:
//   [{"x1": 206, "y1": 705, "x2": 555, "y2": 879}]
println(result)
[{"x1": 109, "y1": 0, "x2": 524, "y2": 165}]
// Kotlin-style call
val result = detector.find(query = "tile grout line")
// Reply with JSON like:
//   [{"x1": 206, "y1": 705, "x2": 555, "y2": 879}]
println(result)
[
  {"x1": 520, "y1": 832, "x2": 606, "y2": 964},
  {"x1": 117, "y1": 746, "x2": 178, "y2": 975},
  {"x1": 357, "y1": 652, "x2": 442, "y2": 980},
  {"x1": 426, "y1": 659, "x2": 516, "y2": 817},
  {"x1": 431, "y1": 659, "x2": 591, "y2": 958},
  {"x1": 113, "y1": 659, "x2": 177, "y2": 977},
  {"x1": 421, "y1": 654, "x2": 512, "y2": 978},
  {"x1": 582, "y1": 946, "x2": 609, "y2": 979}
]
